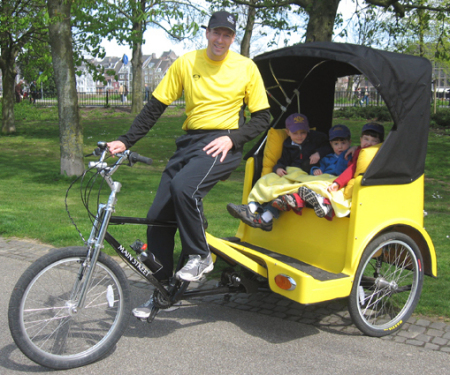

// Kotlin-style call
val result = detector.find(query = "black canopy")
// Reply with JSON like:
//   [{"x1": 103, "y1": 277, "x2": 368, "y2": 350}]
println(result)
[{"x1": 253, "y1": 42, "x2": 432, "y2": 186}]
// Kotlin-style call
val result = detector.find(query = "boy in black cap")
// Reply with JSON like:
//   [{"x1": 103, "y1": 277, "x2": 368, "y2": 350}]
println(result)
[
  {"x1": 107, "y1": 11, "x2": 271, "y2": 319},
  {"x1": 299, "y1": 122, "x2": 384, "y2": 218}
]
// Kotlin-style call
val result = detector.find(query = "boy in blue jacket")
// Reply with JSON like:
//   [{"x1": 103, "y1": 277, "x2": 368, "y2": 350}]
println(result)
[{"x1": 310, "y1": 124, "x2": 351, "y2": 176}]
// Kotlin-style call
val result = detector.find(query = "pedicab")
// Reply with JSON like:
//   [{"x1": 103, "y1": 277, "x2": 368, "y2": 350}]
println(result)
[
  {"x1": 8, "y1": 41, "x2": 437, "y2": 371},
  {"x1": 206, "y1": 41, "x2": 437, "y2": 337}
]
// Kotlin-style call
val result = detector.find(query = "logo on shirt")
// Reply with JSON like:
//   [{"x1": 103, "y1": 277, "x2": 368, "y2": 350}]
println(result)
[{"x1": 193, "y1": 74, "x2": 201, "y2": 81}]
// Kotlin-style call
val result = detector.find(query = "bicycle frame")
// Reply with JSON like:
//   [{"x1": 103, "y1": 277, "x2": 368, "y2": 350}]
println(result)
[{"x1": 74, "y1": 144, "x2": 244, "y2": 311}]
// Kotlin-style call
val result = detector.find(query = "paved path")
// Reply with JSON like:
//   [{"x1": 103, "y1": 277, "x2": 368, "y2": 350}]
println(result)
[{"x1": 1, "y1": 236, "x2": 450, "y2": 374}]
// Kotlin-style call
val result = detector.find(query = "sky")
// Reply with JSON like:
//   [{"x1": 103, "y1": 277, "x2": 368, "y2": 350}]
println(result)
[
  {"x1": 101, "y1": 27, "x2": 190, "y2": 59},
  {"x1": 100, "y1": 0, "x2": 356, "y2": 59}
]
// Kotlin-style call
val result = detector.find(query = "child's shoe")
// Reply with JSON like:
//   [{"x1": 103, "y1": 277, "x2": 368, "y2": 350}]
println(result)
[
  {"x1": 272, "y1": 194, "x2": 304, "y2": 214},
  {"x1": 298, "y1": 187, "x2": 331, "y2": 218},
  {"x1": 227, "y1": 203, "x2": 273, "y2": 231},
  {"x1": 271, "y1": 196, "x2": 291, "y2": 211}
]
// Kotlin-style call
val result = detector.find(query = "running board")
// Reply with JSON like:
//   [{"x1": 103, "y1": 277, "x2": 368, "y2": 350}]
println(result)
[{"x1": 206, "y1": 233, "x2": 353, "y2": 305}]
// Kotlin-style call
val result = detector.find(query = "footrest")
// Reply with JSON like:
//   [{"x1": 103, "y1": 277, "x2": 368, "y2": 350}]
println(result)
[{"x1": 209, "y1": 234, "x2": 352, "y2": 304}]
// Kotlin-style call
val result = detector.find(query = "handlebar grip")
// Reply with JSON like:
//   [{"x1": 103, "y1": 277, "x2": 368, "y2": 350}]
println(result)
[
  {"x1": 85, "y1": 147, "x2": 103, "y2": 157},
  {"x1": 129, "y1": 152, "x2": 153, "y2": 165}
]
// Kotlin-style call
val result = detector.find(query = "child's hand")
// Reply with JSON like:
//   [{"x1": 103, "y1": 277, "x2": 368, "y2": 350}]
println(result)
[
  {"x1": 327, "y1": 182, "x2": 340, "y2": 192},
  {"x1": 309, "y1": 152, "x2": 320, "y2": 164},
  {"x1": 276, "y1": 168, "x2": 287, "y2": 177},
  {"x1": 313, "y1": 169, "x2": 323, "y2": 176},
  {"x1": 344, "y1": 146, "x2": 358, "y2": 160}
]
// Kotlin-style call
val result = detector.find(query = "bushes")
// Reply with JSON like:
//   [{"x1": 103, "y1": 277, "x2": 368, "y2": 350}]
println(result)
[
  {"x1": 335, "y1": 106, "x2": 450, "y2": 129},
  {"x1": 334, "y1": 106, "x2": 392, "y2": 121},
  {"x1": 430, "y1": 109, "x2": 450, "y2": 128}
]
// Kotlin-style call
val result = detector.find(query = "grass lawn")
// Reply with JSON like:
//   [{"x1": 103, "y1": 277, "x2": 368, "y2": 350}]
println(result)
[{"x1": 0, "y1": 104, "x2": 449, "y2": 320}]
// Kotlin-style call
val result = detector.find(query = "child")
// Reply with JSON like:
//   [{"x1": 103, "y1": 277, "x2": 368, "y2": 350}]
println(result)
[
  {"x1": 298, "y1": 122, "x2": 384, "y2": 218},
  {"x1": 310, "y1": 124, "x2": 351, "y2": 176},
  {"x1": 272, "y1": 124, "x2": 352, "y2": 213},
  {"x1": 227, "y1": 113, "x2": 332, "y2": 231}
]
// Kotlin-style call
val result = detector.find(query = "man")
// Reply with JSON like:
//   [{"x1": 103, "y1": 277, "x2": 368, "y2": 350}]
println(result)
[
  {"x1": 15, "y1": 81, "x2": 23, "y2": 103},
  {"x1": 30, "y1": 81, "x2": 37, "y2": 104},
  {"x1": 107, "y1": 11, "x2": 271, "y2": 319}
]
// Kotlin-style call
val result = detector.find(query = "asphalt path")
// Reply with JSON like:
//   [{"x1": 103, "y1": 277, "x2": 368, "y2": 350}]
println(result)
[{"x1": 1, "y1": 255, "x2": 448, "y2": 375}]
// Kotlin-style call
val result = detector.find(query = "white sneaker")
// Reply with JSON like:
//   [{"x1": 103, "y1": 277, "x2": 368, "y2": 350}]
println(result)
[{"x1": 175, "y1": 253, "x2": 214, "y2": 282}]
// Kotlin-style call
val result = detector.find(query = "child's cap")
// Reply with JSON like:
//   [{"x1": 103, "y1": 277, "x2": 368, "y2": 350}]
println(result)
[
  {"x1": 329, "y1": 124, "x2": 351, "y2": 140},
  {"x1": 285, "y1": 113, "x2": 309, "y2": 132},
  {"x1": 362, "y1": 122, "x2": 384, "y2": 138}
]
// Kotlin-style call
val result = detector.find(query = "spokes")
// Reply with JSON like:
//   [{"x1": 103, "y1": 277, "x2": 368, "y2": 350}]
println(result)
[
  {"x1": 21, "y1": 257, "x2": 121, "y2": 357},
  {"x1": 358, "y1": 241, "x2": 417, "y2": 327}
]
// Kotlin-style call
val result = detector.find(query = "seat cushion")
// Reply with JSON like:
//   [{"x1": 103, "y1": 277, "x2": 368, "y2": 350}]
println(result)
[{"x1": 344, "y1": 143, "x2": 382, "y2": 199}]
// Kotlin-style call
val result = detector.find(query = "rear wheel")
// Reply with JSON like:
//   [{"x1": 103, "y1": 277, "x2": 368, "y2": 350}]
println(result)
[
  {"x1": 348, "y1": 232, "x2": 424, "y2": 337},
  {"x1": 8, "y1": 247, "x2": 131, "y2": 369}
]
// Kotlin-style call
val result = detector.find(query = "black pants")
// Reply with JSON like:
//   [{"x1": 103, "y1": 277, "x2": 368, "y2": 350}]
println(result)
[{"x1": 146, "y1": 130, "x2": 242, "y2": 281}]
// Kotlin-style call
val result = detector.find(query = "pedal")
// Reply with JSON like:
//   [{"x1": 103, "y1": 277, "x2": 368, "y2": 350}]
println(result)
[{"x1": 146, "y1": 306, "x2": 160, "y2": 323}]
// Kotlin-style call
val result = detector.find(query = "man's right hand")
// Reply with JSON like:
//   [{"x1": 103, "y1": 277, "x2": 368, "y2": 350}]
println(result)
[{"x1": 107, "y1": 141, "x2": 126, "y2": 155}]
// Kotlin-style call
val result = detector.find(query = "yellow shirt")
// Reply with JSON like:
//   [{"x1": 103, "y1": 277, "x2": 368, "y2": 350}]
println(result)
[{"x1": 152, "y1": 49, "x2": 269, "y2": 131}]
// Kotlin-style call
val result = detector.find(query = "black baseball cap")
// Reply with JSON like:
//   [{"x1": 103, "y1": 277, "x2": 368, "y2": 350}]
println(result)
[
  {"x1": 202, "y1": 11, "x2": 236, "y2": 33},
  {"x1": 362, "y1": 122, "x2": 384, "y2": 138},
  {"x1": 329, "y1": 124, "x2": 351, "y2": 140}
]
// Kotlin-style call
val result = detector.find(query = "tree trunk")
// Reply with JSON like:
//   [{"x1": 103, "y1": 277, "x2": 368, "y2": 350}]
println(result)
[
  {"x1": 131, "y1": 39, "x2": 144, "y2": 114},
  {"x1": 47, "y1": 0, "x2": 84, "y2": 176},
  {"x1": 0, "y1": 61, "x2": 17, "y2": 134},
  {"x1": 241, "y1": 3, "x2": 257, "y2": 57},
  {"x1": 130, "y1": 0, "x2": 145, "y2": 114},
  {"x1": 304, "y1": 0, "x2": 339, "y2": 42}
]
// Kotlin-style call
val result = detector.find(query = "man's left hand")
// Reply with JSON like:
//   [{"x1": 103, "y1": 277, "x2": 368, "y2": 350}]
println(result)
[{"x1": 203, "y1": 136, "x2": 233, "y2": 162}]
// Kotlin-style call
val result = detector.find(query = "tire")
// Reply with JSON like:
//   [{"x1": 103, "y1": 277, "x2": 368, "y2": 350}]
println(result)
[
  {"x1": 8, "y1": 247, "x2": 131, "y2": 369},
  {"x1": 348, "y1": 232, "x2": 424, "y2": 337}
]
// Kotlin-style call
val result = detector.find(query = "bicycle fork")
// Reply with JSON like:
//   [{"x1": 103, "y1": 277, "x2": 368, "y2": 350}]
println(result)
[{"x1": 72, "y1": 186, "x2": 120, "y2": 311}]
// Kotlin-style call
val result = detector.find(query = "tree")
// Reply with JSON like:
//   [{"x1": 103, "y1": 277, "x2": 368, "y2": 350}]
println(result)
[
  {"x1": 230, "y1": 0, "x2": 450, "y2": 44},
  {"x1": 0, "y1": 0, "x2": 47, "y2": 134},
  {"x1": 76, "y1": 0, "x2": 204, "y2": 114},
  {"x1": 207, "y1": 0, "x2": 304, "y2": 57},
  {"x1": 48, "y1": 0, "x2": 84, "y2": 176}
]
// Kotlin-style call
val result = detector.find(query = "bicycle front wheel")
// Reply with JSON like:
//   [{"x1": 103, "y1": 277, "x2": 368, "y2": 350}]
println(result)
[{"x1": 8, "y1": 247, "x2": 131, "y2": 369}]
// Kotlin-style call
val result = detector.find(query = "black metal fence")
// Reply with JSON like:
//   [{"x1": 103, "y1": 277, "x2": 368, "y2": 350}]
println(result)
[
  {"x1": 2, "y1": 90, "x2": 450, "y2": 109},
  {"x1": 1, "y1": 90, "x2": 186, "y2": 107}
]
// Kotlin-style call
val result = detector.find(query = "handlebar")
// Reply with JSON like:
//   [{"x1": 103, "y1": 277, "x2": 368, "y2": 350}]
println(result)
[
  {"x1": 85, "y1": 141, "x2": 153, "y2": 166},
  {"x1": 129, "y1": 152, "x2": 153, "y2": 166}
]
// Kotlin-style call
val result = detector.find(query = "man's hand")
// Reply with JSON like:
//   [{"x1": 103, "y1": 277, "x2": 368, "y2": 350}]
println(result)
[
  {"x1": 309, "y1": 152, "x2": 320, "y2": 165},
  {"x1": 203, "y1": 136, "x2": 233, "y2": 162},
  {"x1": 313, "y1": 169, "x2": 323, "y2": 176},
  {"x1": 276, "y1": 168, "x2": 287, "y2": 177},
  {"x1": 107, "y1": 141, "x2": 126, "y2": 155}
]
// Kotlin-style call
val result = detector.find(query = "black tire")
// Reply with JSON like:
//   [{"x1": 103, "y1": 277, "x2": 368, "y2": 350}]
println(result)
[
  {"x1": 348, "y1": 232, "x2": 424, "y2": 337},
  {"x1": 8, "y1": 247, "x2": 131, "y2": 369}
]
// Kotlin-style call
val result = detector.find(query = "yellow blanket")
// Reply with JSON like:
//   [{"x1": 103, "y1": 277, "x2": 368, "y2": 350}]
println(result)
[{"x1": 248, "y1": 167, "x2": 352, "y2": 218}]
